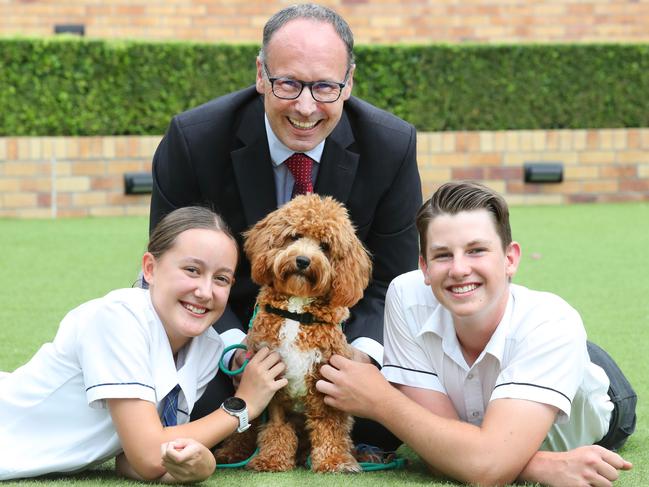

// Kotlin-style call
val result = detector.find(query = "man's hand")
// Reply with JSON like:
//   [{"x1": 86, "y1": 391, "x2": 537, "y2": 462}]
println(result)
[
  {"x1": 520, "y1": 445, "x2": 633, "y2": 487},
  {"x1": 160, "y1": 438, "x2": 215, "y2": 483}
]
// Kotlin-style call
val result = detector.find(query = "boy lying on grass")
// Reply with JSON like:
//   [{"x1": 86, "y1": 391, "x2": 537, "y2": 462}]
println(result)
[{"x1": 317, "y1": 181, "x2": 636, "y2": 486}]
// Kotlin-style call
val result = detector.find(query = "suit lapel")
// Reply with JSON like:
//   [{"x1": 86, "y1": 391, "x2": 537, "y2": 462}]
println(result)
[
  {"x1": 231, "y1": 98, "x2": 277, "y2": 227},
  {"x1": 315, "y1": 111, "x2": 359, "y2": 204}
]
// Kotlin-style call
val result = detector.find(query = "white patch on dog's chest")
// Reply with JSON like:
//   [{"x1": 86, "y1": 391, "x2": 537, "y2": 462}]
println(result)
[
  {"x1": 276, "y1": 297, "x2": 322, "y2": 401},
  {"x1": 278, "y1": 319, "x2": 322, "y2": 400}
]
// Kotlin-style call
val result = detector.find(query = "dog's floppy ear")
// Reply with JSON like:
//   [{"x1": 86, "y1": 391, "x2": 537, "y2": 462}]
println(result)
[
  {"x1": 243, "y1": 213, "x2": 277, "y2": 286},
  {"x1": 329, "y1": 227, "x2": 372, "y2": 308}
]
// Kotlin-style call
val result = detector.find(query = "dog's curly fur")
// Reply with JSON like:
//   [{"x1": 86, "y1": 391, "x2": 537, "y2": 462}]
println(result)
[{"x1": 214, "y1": 194, "x2": 372, "y2": 472}]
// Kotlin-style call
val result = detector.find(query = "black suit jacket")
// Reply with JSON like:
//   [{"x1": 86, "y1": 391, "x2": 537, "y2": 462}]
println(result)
[{"x1": 150, "y1": 86, "x2": 422, "y2": 348}]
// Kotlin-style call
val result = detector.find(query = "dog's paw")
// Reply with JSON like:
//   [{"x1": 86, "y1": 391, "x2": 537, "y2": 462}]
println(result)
[
  {"x1": 213, "y1": 446, "x2": 253, "y2": 465},
  {"x1": 246, "y1": 454, "x2": 295, "y2": 472},
  {"x1": 311, "y1": 453, "x2": 361, "y2": 473},
  {"x1": 213, "y1": 424, "x2": 259, "y2": 465}
]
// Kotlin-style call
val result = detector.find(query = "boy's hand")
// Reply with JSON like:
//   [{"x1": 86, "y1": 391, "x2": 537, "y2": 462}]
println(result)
[
  {"x1": 521, "y1": 445, "x2": 632, "y2": 487},
  {"x1": 316, "y1": 354, "x2": 390, "y2": 419}
]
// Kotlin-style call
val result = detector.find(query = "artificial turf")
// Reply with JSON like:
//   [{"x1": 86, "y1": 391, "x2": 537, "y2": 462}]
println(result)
[{"x1": 0, "y1": 201, "x2": 646, "y2": 486}]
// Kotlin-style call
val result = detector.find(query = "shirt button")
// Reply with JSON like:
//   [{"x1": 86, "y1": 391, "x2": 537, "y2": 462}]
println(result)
[
  {"x1": 467, "y1": 373, "x2": 474, "y2": 380},
  {"x1": 472, "y1": 411, "x2": 480, "y2": 418}
]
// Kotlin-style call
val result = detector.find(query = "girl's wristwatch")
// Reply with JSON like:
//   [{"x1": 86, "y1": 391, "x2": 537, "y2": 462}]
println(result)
[{"x1": 221, "y1": 397, "x2": 250, "y2": 433}]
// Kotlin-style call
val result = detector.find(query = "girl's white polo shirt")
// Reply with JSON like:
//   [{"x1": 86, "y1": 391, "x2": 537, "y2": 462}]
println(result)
[
  {"x1": 0, "y1": 288, "x2": 223, "y2": 480},
  {"x1": 382, "y1": 270, "x2": 613, "y2": 452}
]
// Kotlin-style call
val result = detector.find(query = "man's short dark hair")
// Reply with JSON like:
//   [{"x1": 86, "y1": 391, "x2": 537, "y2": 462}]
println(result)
[{"x1": 259, "y1": 3, "x2": 355, "y2": 68}]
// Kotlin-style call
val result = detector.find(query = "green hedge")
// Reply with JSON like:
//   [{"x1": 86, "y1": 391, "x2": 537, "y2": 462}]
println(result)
[{"x1": 1, "y1": 37, "x2": 648, "y2": 135}]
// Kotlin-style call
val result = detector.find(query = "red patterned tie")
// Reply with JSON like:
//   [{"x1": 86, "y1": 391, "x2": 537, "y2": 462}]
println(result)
[{"x1": 285, "y1": 153, "x2": 314, "y2": 197}]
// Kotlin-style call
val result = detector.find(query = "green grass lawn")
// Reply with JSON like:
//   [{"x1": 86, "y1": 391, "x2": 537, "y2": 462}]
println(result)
[{"x1": 0, "y1": 202, "x2": 647, "y2": 486}]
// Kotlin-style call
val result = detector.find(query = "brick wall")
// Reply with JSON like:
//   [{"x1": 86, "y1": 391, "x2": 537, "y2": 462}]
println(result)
[
  {"x1": 0, "y1": 136, "x2": 159, "y2": 218},
  {"x1": 416, "y1": 129, "x2": 649, "y2": 206},
  {"x1": 2, "y1": 0, "x2": 648, "y2": 44},
  {"x1": 2, "y1": 129, "x2": 648, "y2": 218},
  {"x1": 3, "y1": 3, "x2": 647, "y2": 217}
]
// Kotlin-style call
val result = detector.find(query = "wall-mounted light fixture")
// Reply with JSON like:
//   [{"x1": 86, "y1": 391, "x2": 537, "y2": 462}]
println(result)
[
  {"x1": 124, "y1": 172, "x2": 153, "y2": 195},
  {"x1": 54, "y1": 24, "x2": 85, "y2": 36},
  {"x1": 523, "y1": 162, "x2": 564, "y2": 184}
]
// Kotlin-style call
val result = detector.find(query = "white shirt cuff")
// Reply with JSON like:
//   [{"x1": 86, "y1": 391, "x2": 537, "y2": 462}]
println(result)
[{"x1": 350, "y1": 337, "x2": 383, "y2": 366}]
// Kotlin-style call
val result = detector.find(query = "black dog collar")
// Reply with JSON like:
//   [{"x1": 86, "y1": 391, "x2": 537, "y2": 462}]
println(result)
[{"x1": 264, "y1": 304, "x2": 333, "y2": 326}]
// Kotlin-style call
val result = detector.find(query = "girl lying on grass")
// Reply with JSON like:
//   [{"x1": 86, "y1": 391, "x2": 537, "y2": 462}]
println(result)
[{"x1": 0, "y1": 206, "x2": 287, "y2": 482}]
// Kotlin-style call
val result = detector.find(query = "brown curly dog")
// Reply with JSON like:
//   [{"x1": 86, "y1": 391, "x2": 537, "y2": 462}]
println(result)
[{"x1": 214, "y1": 194, "x2": 372, "y2": 472}]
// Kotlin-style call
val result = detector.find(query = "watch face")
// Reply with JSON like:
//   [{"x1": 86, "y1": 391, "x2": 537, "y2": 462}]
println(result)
[{"x1": 223, "y1": 397, "x2": 246, "y2": 412}]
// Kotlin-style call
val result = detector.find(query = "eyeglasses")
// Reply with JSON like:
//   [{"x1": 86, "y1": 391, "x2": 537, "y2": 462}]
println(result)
[{"x1": 262, "y1": 62, "x2": 349, "y2": 103}]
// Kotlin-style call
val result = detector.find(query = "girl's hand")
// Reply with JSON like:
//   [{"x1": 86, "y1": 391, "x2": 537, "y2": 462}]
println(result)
[
  {"x1": 160, "y1": 438, "x2": 215, "y2": 483},
  {"x1": 235, "y1": 347, "x2": 287, "y2": 419}
]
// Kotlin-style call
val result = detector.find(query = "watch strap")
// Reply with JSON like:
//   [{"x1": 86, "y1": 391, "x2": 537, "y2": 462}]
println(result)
[
  {"x1": 236, "y1": 410, "x2": 250, "y2": 433},
  {"x1": 221, "y1": 399, "x2": 250, "y2": 433}
]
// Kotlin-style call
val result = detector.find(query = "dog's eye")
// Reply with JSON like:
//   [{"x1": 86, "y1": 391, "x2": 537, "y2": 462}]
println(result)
[
  {"x1": 320, "y1": 242, "x2": 330, "y2": 252},
  {"x1": 290, "y1": 233, "x2": 302, "y2": 241}
]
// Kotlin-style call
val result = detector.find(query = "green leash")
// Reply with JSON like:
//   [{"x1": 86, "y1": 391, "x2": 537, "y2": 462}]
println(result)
[
  {"x1": 218, "y1": 305, "x2": 258, "y2": 376},
  {"x1": 218, "y1": 449, "x2": 406, "y2": 471},
  {"x1": 215, "y1": 449, "x2": 259, "y2": 469},
  {"x1": 218, "y1": 343, "x2": 249, "y2": 376},
  {"x1": 305, "y1": 451, "x2": 407, "y2": 471},
  {"x1": 216, "y1": 307, "x2": 256, "y2": 468}
]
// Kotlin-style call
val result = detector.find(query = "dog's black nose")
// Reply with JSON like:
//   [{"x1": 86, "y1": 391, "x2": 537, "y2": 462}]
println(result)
[{"x1": 295, "y1": 255, "x2": 310, "y2": 270}]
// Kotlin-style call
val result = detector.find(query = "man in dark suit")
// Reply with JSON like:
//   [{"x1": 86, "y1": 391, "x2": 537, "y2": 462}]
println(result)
[{"x1": 149, "y1": 3, "x2": 422, "y2": 450}]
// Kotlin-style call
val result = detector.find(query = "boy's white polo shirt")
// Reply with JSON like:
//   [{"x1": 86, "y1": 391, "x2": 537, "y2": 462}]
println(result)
[
  {"x1": 382, "y1": 270, "x2": 612, "y2": 451},
  {"x1": 0, "y1": 288, "x2": 223, "y2": 480}
]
